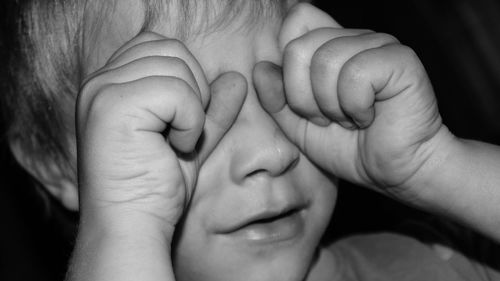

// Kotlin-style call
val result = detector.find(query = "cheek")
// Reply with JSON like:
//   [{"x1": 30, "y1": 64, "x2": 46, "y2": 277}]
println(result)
[
  {"x1": 296, "y1": 158, "x2": 338, "y2": 241},
  {"x1": 171, "y1": 152, "x2": 337, "y2": 281},
  {"x1": 294, "y1": 156, "x2": 338, "y2": 215}
]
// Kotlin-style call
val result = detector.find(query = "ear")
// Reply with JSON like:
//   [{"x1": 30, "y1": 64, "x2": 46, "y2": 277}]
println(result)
[
  {"x1": 10, "y1": 141, "x2": 79, "y2": 211},
  {"x1": 279, "y1": 2, "x2": 342, "y2": 51}
]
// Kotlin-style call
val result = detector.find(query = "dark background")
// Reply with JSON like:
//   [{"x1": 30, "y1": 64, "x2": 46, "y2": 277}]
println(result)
[{"x1": 2, "y1": 0, "x2": 500, "y2": 280}]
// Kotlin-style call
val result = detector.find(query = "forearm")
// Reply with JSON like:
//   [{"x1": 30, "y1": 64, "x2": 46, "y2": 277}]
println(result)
[
  {"x1": 65, "y1": 213, "x2": 176, "y2": 281},
  {"x1": 415, "y1": 131, "x2": 500, "y2": 242}
]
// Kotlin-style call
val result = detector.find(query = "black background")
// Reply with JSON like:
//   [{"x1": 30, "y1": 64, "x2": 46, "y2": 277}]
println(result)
[{"x1": 2, "y1": 0, "x2": 500, "y2": 280}]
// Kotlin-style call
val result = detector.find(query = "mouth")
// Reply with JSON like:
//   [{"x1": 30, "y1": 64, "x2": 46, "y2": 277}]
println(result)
[{"x1": 217, "y1": 205, "x2": 307, "y2": 243}]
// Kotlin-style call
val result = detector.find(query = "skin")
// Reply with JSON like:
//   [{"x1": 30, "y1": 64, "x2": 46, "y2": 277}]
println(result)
[
  {"x1": 266, "y1": 3, "x2": 500, "y2": 243},
  {"x1": 73, "y1": 2, "x2": 336, "y2": 281},
  {"x1": 67, "y1": 2, "x2": 500, "y2": 281}
]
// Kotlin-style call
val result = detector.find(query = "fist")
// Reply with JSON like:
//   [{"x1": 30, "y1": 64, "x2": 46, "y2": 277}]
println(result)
[
  {"x1": 255, "y1": 3, "x2": 451, "y2": 202},
  {"x1": 77, "y1": 32, "x2": 247, "y2": 236}
]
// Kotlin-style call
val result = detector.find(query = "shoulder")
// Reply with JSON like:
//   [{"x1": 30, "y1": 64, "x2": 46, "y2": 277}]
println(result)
[{"x1": 328, "y1": 232, "x2": 500, "y2": 281}]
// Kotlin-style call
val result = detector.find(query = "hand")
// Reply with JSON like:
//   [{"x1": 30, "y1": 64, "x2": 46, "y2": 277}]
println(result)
[
  {"x1": 77, "y1": 32, "x2": 247, "y2": 239},
  {"x1": 254, "y1": 3, "x2": 453, "y2": 203}
]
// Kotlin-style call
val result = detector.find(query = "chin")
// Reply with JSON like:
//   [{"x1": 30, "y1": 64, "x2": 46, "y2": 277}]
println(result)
[
  {"x1": 173, "y1": 223, "x2": 322, "y2": 281},
  {"x1": 174, "y1": 247, "x2": 318, "y2": 281}
]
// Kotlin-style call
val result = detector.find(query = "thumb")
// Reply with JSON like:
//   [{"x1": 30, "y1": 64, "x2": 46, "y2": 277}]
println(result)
[
  {"x1": 196, "y1": 72, "x2": 248, "y2": 164},
  {"x1": 279, "y1": 3, "x2": 341, "y2": 51},
  {"x1": 253, "y1": 61, "x2": 307, "y2": 151}
]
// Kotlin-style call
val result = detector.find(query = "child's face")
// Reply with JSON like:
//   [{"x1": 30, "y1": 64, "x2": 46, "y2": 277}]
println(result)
[{"x1": 82, "y1": 2, "x2": 338, "y2": 281}]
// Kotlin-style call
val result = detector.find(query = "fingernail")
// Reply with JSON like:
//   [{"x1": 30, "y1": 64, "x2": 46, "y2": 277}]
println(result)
[
  {"x1": 351, "y1": 118, "x2": 367, "y2": 129},
  {"x1": 338, "y1": 120, "x2": 356, "y2": 130},
  {"x1": 310, "y1": 116, "x2": 330, "y2": 127}
]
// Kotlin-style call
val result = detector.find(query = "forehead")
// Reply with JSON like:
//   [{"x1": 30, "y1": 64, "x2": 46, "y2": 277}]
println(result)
[
  {"x1": 81, "y1": 0, "x2": 286, "y2": 75},
  {"x1": 80, "y1": 0, "x2": 291, "y2": 83},
  {"x1": 81, "y1": 0, "x2": 221, "y2": 75}
]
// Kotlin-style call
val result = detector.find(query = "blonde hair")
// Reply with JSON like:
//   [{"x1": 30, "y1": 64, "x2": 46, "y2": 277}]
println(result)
[{"x1": 1, "y1": 0, "x2": 291, "y2": 182}]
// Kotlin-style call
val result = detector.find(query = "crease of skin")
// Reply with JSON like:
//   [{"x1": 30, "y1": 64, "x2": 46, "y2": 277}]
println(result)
[
  {"x1": 302, "y1": 118, "x2": 311, "y2": 159},
  {"x1": 273, "y1": 127, "x2": 300, "y2": 175},
  {"x1": 274, "y1": 127, "x2": 286, "y2": 175},
  {"x1": 76, "y1": 3, "x2": 340, "y2": 281}
]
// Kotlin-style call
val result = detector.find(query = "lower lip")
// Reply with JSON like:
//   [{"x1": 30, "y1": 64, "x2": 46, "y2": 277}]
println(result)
[{"x1": 228, "y1": 211, "x2": 305, "y2": 244}]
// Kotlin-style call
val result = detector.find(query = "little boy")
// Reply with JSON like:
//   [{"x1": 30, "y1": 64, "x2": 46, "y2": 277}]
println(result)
[{"x1": 3, "y1": 0, "x2": 500, "y2": 281}]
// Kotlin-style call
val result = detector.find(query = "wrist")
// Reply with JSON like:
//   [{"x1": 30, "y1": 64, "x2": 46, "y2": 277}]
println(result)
[
  {"x1": 78, "y1": 204, "x2": 177, "y2": 244},
  {"x1": 399, "y1": 125, "x2": 460, "y2": 209},
  {"x1": 69, "y1": 210, "x2": 175, "y2": 281},
  {"x1": 403, "y1": 126, "x2": 489, "y2": 217},
  {"x1": 403, "y1": 133, "x2": 500, "y2": 241}
]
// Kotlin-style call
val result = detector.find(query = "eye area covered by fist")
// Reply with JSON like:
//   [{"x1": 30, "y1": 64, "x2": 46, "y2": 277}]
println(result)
[
  {"x1": 255, "y1": 3, "x2": 447, "y2": 203},
  {"x1": 76, "y1": 32, "x2": 247, "y2": 235}
]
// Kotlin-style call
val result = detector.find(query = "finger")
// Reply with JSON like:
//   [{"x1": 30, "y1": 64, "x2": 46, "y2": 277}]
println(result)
[
  {"x1": 310, "y1": 32, "x2": 397, "y2": 127},
  {"x1": 279, "y1": 3, "x2": 341, "y2": 51},
  {"x1": 254, "y1": 61, "x2": 286, "y2": 113},
  {"x1": 82, "y1": 76, "x2": 205, "y2": 153},
  {"x1": 107, "y1": 31, "x2": 165, "y2": 63},
  {"x1": 338, "y1": 44, "x2": 431, "y2": 128},
  {"x1": 283, "y1": 28, "x2": 372, "y2": 126},
  {"x1": 105, "y1": 32, "x2": 210, "y2": 108},
  {"x1": 254, "y1": 61, "x2": 307, "y2": 150},
  {"x1": 81, "y1": 56, "x2": 201, "y2": 109},
  {"x1": 197, "y1": 72, "x2": 248, "y2": 164},
  {"x1": 254, "y1": 61, "x2": 363, "y2": 180}
]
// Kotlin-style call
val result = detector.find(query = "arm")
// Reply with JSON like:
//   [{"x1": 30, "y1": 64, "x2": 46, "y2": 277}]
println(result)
[
  {"x1": 414, "y1": 136, "x2": 500, "y2": 242},
  {"x1": 66, "y1": 216, "x2": 175, "y2": 281},
  {"x1": 65, "y1": 32, "x2": 247, "y2": 281},
  {"x1": 255, "y1": 3, "x2": 500, "y2": 243}
]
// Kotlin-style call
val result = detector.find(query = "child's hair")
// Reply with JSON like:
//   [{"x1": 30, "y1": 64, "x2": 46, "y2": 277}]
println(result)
[{"x1": 0, "y1": 0, "x2": 291, "y2": 181}]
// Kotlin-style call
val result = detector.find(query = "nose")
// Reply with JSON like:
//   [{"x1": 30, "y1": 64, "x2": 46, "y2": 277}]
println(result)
[{"x1": 229, "y1": 93, "x2": 300, "y2": 183}]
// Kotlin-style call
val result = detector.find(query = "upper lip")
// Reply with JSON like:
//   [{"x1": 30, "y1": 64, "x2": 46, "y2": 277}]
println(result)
[{"x1": 216, "y1": 202, "x2": 308, "y2": 234}]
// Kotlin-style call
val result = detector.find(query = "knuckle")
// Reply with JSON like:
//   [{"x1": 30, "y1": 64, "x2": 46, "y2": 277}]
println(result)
[
  {"x1": 152, "y1": 56, "x2": 191, "y2": 77},
  {"x1": 287, "y1": 98, "x2": 301, "y2": 110},
  {"x1": 79, "y1": 75, "x2": 98, "y2": 97},
  {"x1": 171, "y1": 81, "x2": 204, "y2": 125},
  {"x1": 166, "y1": 56, "x2": 189, "y2": 70},
  {"x1": 88, "y1": 84, "x2": 120, "y2": 114},
  {"x1": 220, "y1": 71, "x2": 245, "y2": 83},
  {"x1": 158, "y1": 76, "x2": 193, "y2": 95},
  {"x1": 312, "y1": 42, "x2": 340, "y2": 72},
  {"x1": 342, "y1": 56, "x2": 368, "y2": 84},
  {"x1": 361, "y1": 29, "x2": 376, "y2": 34},
  {"x1": 136, "y1": 31, "x2": 165, "y2": 42},
  {"x1": 395, "y1": 44, "x2": 425, "y2": 74},
  {"x1": 289, "y1": 2, "x2": 315, "y2": 18},
  {"x1": 372, "y1": 32, "x2": 400, "y2": 44},
  {"x1": 284, "y1": 37, "x2": 309, "y2": 63},
  {"x1": 188, "y1": 105, "x2": 205, "y2": 129},
  {"x1": 397, "y1": 44, "x2": 419, "y2": 61},
  {"x1": 287, "y1": 94, "x2": 308, "y2": 112},
  {"x1": 319, "y1": 102, "x2": 342, "y2": 118},
  {"x1": 78, "y1": 83, "x2": 118, "y2": 127},
  {"x1": 132, "y1": 37, "x2": 190, "y2": 62},
  {"x1": 78, "y1": 74, "x2": 105, "y2": 109},
  {"x1": 161, "y1": 38, "x2": 188, "y2": 56}
]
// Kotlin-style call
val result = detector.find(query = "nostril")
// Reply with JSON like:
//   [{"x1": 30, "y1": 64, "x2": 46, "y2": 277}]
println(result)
[
  {"x1": 283, "y1": 157, "x2": 300, "y2": 175},
  {"x1": 245, "y1": 156, "x2": 299, "y2": 178},
  {"x1": 246, "y1": 169, "x2": 267, "y2": 178},
  {"x1": 228, "y1": 106, "x2": 301, "y2": 183}
]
